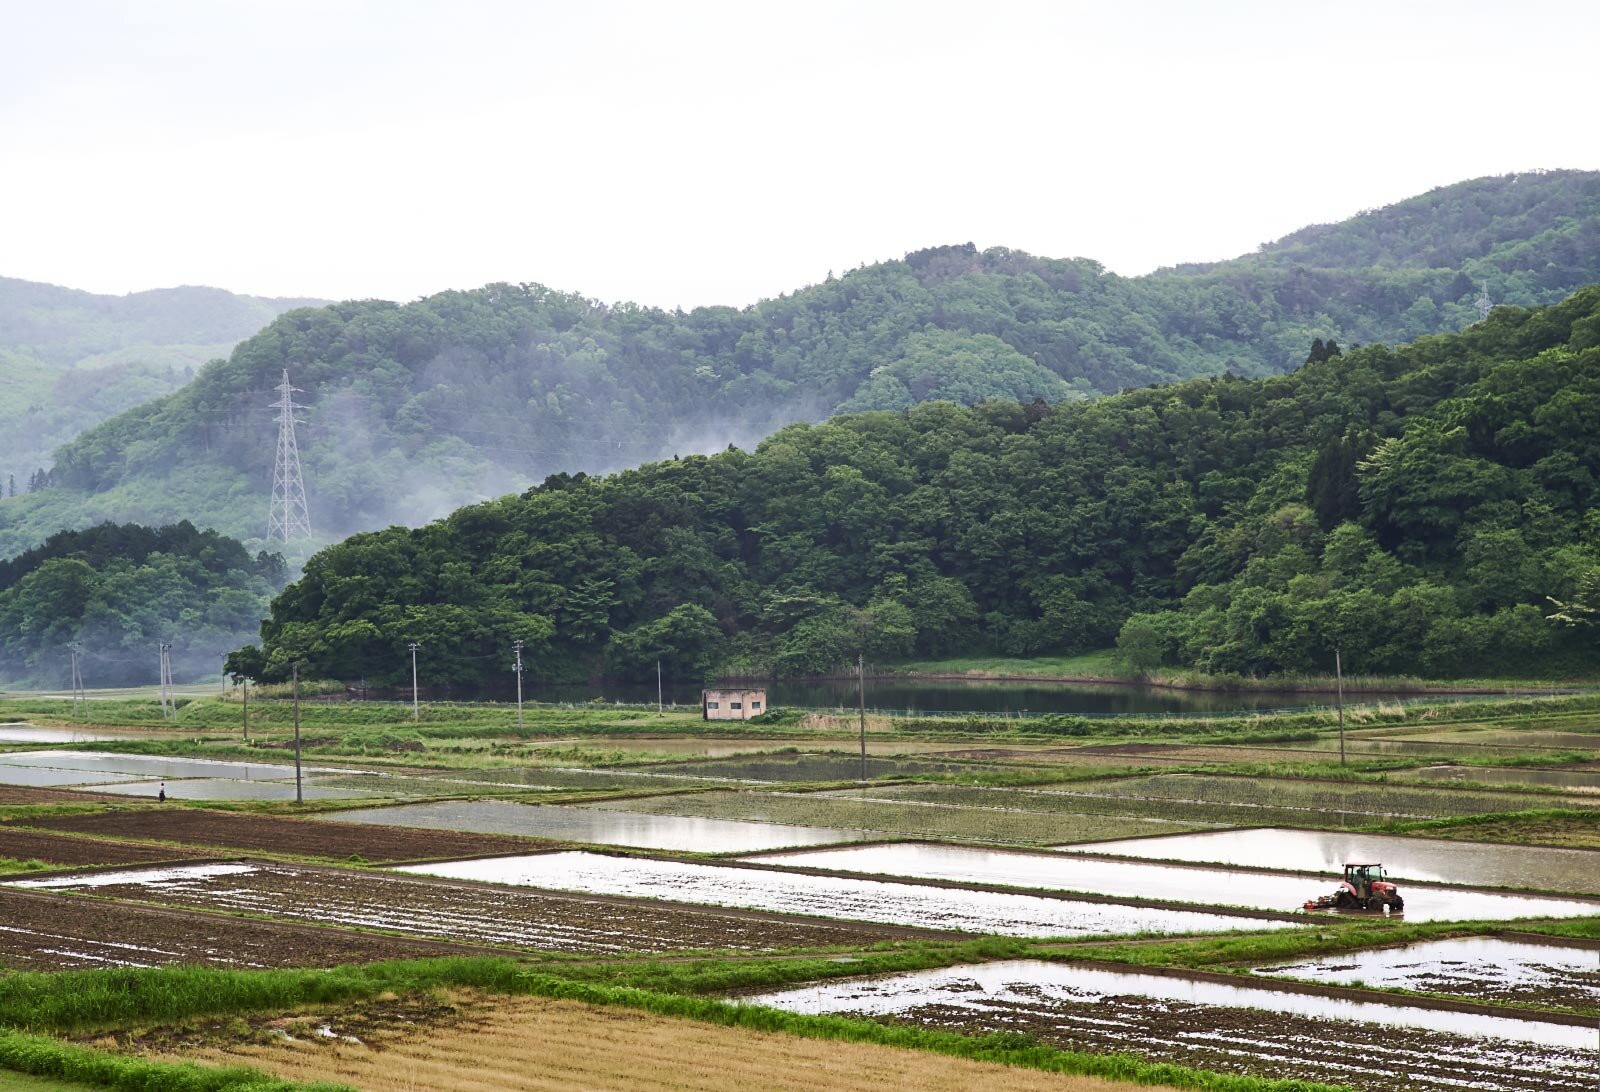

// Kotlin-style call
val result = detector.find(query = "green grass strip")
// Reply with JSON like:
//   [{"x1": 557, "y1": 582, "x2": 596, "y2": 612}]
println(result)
[
  {"x1": 512, "y1": 973, "x2": 1354, "y2": 1092},
  {"x1": 0, "y1": 1027, "x2": 346, "y2": 1092}
]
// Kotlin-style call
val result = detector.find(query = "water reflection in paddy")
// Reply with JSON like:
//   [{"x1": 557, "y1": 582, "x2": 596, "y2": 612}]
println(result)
[
  {"x1": 333, "y1": 800, "x2": 868, "y2": 852},
  {"x1": 1068, "y1": 827, "x2": 1600, "y2": 895},
  {"x1": 747, "y1": 959, "x2": 1594, "y2": 1050},
  {"x1": 1257, "y1": 937, "x2": 1600, "y2": 1006},
  {"x1": 398, "y1": 851, "x2": 1300, "y2": 938},
  {"x1": 756, "y1": 843, "x2": 1600, "y2": 922}
]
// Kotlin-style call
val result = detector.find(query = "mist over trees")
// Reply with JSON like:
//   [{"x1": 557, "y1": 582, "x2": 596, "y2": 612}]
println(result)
[
  {"x1": 3, "y1": 170, "x2": 1597, "y2": 558},
  {"x1": 0, "y1": 277, "x2": 322, "y2": 501},
  {"x1": 0, "y1": 522, "x2": 287, "y2": 686},
  {"x1": 244, "y1": 286, "x2": 1600, "y2": 685}
]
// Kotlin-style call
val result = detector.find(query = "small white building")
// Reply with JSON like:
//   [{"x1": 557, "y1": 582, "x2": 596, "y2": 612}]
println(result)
[{"x1": 702, "y1": 687, "x2": 767, "y2": 721}]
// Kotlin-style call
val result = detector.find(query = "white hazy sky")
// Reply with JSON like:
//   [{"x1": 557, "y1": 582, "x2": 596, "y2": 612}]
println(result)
[{"x1": 4, "y1": 1, "x2": 1596, "y2": 308}]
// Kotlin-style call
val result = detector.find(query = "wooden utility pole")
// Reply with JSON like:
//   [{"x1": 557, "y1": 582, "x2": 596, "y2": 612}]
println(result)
[
  {"x1": 242, "y1": 678, "x2": 249, "y2": 741},
  {"x1": 657, "y1": 658, "x2": 663, "y2": 714},
  {"x1": 1335, "y1": 648, "x2": 1346, "y2": 766},
  {"x1": 292, "y1": 662, "x2": 304, "y2": 804}
]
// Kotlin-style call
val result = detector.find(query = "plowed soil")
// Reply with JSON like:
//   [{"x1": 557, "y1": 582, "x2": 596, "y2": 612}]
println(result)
[
  {"x1": 16, "y1": 807, "x2": 550, "y2": 862},
  {"x1": 0, "y1": 785, "x2": 122, "y2": 805},
  {"x1": 31, "y1": 862, "x2": 943, "y2": 953},
  {"x1": 166, "y1": 993, "x2": 1179, "y2": 1092},
  {"x1": 0, "y1": 827, "x2": 190, "y2": 866},
  {"x1": 0, "y1": 887, "x2": 481, "y2": 971}
]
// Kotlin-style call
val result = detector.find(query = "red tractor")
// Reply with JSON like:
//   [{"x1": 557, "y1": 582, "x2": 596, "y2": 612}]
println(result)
[{"x1": 1304, "y1": 862, "x2": 1404, "y2": 913}]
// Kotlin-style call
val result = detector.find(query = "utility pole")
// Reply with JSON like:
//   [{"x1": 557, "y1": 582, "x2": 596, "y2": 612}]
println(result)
[
  {"x1": 512, "y1": 640, "x2": 525, "y2": 730},
  {"x1": 241, "y1": 678, "x2": 249, "y2": 741},
  {"x1": 657, "y1": 658, "x2": 663, "y2": 714},
  {"x1": 267, "y1": 370, "x2": 313, "y2": 544},
  {"x1": 68, "y1": 643, "x2": 84, "y2": 718},
  {"x1": 857, "y1": 650, "x2": 867, "y2": 784},
  {"x1": 408, "y1": 642, "x2": 421, "y2": 722},
  {"x1": 291, "y1": 662, "x2": 303, "y2": 805},
  {"x1": 158, "y1": 643, "x2": 174, "y2": 719},
  {"x1": 1335, "y1": 647, "x2": 1346, "y2": 766}
]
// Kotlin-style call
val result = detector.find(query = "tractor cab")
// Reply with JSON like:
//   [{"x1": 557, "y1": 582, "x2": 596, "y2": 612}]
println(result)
[{"x1": 1342, "y1": 862, "x2": 1386, "y2": 898}]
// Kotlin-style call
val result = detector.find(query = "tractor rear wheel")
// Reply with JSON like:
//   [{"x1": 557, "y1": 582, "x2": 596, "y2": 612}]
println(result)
[{"x1": 1335, "y1": 890, "x2": 1359, "y2": 909}]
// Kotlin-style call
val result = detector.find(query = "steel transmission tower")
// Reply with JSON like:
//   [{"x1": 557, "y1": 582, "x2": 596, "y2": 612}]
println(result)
[{"x1": 267, "y1": 370, "x2": 313, "y2": 543}]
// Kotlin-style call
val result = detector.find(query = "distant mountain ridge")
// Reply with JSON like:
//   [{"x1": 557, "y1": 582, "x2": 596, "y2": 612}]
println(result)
[
  {"x1": 0, "y1": 277, "x2": 325, "y2": 491},
  {"x1": 1, "y1": 169, "x2": 1597, "y2": 558}
]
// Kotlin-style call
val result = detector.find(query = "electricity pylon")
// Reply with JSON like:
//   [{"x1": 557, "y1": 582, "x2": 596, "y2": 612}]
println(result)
[{"x1": 268, "y1": 370, "x2": 313, "y2": 543}]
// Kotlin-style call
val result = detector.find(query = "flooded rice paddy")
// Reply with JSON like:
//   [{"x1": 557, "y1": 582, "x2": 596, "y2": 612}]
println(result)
[
  {"x1": 754, "y1": 843, "x2": 1600, "y2": 922},
  {"x1": 581, "y1": 789, "x2": 1210, "y2": 845},
  {"x1": 397, "y1": 851, "x2": 1301, "y2": 937},
  {"x1": 747, "y1": 960, "x2": 1596, "y2": 1092},
  {"x1": 11, "y1": 862, "x2": 900, "y2": 953},
  {"x1": 1070, "y1": 827, "x2": 1600, "y2": 895},
  {"x1": 1257, "y1": 936, "x2": 1600, "y2": 1010},
  {"x1": 329, "y1": 800, "x2": 870, "y2": 852},
  {"x1": 1403, "y1": 764, "x2": 1600, "y2": 793},
  {"x1": 0, "y1": 750, "x2": 377, "y2": 800},
  {"x1": 0, "y1": 724, "x2": 132, "y2": 743},
  {"x1": 642, "y1": 755, "x2": 979, "y2": 782}
]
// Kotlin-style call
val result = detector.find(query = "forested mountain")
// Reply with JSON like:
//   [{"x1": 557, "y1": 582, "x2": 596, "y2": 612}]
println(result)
[
  {"x1": 3, "y1": 170, "x2": 1597, "y2": 558},
  {"x1": 0, "y1": 522, "x2": 288, "y2": 686},
  {"x1": 243, "y1": 286, "x2": 1600, "y2": 685},
  {"x1": 0, "y1": 277, "x2": 322, "y2": 499}
]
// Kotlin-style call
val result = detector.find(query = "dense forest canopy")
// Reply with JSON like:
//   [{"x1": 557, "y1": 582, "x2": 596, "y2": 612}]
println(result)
[
  {"x1": 0, "y1": 277, "x2": 321, "y2": 503},
  {"x1": 0, "y1": 521, "x2": 288, "y2": 686},
  {"x1": 244, "y1": 285, "x2": 1600, "y2": 686},
  {"x1": 3, "y1": 170, "x2": 1597, "y2": 558}
]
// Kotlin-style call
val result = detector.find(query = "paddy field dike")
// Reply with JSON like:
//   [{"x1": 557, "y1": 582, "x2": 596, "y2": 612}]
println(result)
[{"x1": 0, "y1": 688, "x2": 1596, "y2": 1092}]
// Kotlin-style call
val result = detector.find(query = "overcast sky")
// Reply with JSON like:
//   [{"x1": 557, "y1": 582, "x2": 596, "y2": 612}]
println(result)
[{"x1": 4, "y1": 1, "x2": 1595, "y2": 308}]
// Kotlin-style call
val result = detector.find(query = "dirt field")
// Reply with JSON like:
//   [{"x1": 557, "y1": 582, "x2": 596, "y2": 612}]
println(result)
[
  {"x1": 0, "y1": 888, "x2": 480, "y2": 971},
  {"x1": 26, "y1": 862, "x2": 945, "y2": 952},
  {"x1": 166, "y1": 992, "x2": 1179, "y2": 1092},
  {"x1": 0, "y1": 828, "x2": 196, "y2": 867},
  {"x1": 0, "y1": 785, "x2": 120, "y2": 806},
  {"x1": 15, "y1": 807, "x2": 554, "y2": 862}
]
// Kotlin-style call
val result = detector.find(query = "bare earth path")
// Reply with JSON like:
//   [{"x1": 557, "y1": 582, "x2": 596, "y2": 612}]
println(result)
[{"x1": 173, "y1": 994, "x2": 1175, "y2": 1092}]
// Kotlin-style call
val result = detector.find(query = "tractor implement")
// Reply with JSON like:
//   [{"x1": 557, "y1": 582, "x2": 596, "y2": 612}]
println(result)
[{"x1": 1303, "y1": 862, "x2": 1404, "y2": 913}]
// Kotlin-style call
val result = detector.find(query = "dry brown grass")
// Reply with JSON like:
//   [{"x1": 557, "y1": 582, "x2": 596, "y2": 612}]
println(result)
[{"x1": 172, "y1": 994, "x2": 1176, "y2": 1092}]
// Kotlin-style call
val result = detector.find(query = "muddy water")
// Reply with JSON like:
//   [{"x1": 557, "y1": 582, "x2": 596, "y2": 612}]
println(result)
[
  {"x1": 749, "y1": 959, "x2": 1593, "y2": 1048},
  {"x1": 757, "y1": 843, "x2": 1600, "y2": 923},
  {"x1": 1405, "y1": 765, "x2": 1600, "y2": 793},
  {"x1": 331, "y1": 800, "x2": 870, "y2": 852},
  {"x1": 746, "y1": 960, "x2": 1596, "y2": 1092},
  {"x1": 92, "y1": 777, "x2": 369, "y2": 802},
  {"x1": 0, "y1": 725, "x2": 131, "y2": 743},
  {"x1": 0, "y1": 765, "x2": 147, "y2": 787},
  {"x1": 1070, "y1": 827, "x2": 1600, "y2": 895},
  {"x1": 397, "y1": 851, "x2": 1300, "y2": 938},
  {"x1": 1258, "y1": 937, "x2": 1600, "y2": 1008},
  {"x1": 0, "y1": 751, "x2": 342, "y2": 781}
]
